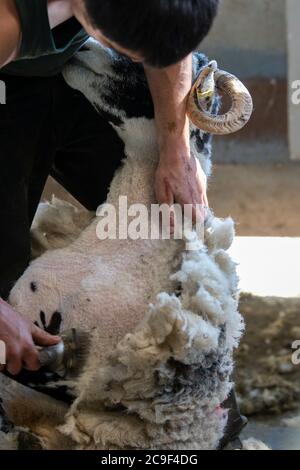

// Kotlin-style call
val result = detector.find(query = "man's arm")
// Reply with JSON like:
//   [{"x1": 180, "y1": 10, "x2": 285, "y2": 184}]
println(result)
[
  {"x1": 0, "y1": 6, "x2": 60, "y2": 374},
  {"x1": 0, "y1": 0, "x2": 21, "y2": 68},
  {"x1": 144, "y1": 54, "x2": 208, "y2": 219}
]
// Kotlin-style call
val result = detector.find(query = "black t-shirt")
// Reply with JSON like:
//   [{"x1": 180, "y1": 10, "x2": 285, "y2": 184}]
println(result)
[{"x1": 2, "y1": 0, "x2": 89, "y2": 77}]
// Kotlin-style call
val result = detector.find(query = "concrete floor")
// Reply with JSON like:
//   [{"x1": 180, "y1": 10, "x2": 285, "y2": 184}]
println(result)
[{"x1": 241, "y1": 412, "x2": 300, "y2": 450}]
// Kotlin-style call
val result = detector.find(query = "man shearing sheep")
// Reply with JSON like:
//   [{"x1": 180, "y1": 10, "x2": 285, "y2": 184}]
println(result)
[{"x1": 0, "y1": 0, "x2": 219, "y2": 375}]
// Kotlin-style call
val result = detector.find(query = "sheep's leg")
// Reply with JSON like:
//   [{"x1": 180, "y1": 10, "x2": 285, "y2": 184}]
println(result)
[
  {"x1": 0, "y1": 397, "x2": 43, "y2": 450},
  {"x1": 0, "y1": 398, "x2": 14, "y2": 433},
  {"x1": 2, "y1": 368, "x2": 75, "y2": 404},
  {"x1": 16, "y1": 430, "x2": 44, "y2": 450}
]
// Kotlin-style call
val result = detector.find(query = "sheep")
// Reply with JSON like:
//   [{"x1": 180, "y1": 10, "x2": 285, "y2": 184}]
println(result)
[
  {"x1": 30, "y1": 197, "x2": 94, "y2": 259},
  {"x1": 0, "y1": 39, "x2": 250, "y2": 450}
]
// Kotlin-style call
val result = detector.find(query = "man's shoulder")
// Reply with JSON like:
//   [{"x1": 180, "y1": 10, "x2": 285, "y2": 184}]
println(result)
[{"x1": 0, "y1": 0, "x2": 21, "y2": 68}]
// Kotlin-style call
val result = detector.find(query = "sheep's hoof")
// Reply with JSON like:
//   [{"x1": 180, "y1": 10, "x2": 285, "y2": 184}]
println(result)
[
  {"x1": 1, "y1": 400, "x2": 43, "y2": 450},
  {"x1": 223, "y1": 436, "x2": 244, "y2": 450},
  {"x1": 219, "y1": 413, "x2": 248, "y2": 450},
  {"x1": 218, "y1": 389, "x2": 248, "y2": 450},
  {"x1": 17, "y1": 431, "x2": 43, "y2": 450}
]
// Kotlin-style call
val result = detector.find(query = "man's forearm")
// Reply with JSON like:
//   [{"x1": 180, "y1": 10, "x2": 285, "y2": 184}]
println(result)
[
  {"x1": 145, "y1": 54, "x2": 208, "y2": 212},
  {"x1": 144, "y1": 54, "x2": 192, "y2": 151}
]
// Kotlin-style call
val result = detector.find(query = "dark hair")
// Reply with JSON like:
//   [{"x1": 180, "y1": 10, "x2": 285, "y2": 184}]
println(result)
[{"x1": 83, "y1": 0, "x2": 219, "y2": 67}]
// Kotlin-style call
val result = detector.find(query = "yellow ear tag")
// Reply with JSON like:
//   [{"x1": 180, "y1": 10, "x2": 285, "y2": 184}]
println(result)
[
  {"x1": 196, "y1": 88, "x2": 214, "y2": 100},
  {"x1": 195, "y1": 64, "x2": 217, "y2": 105}
]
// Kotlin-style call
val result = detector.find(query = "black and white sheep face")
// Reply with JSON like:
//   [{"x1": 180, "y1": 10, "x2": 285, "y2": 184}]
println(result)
[
  {"x1": 63, "y1": 39, "x2": 155, "y2": 127},
  {"x1": 63, "y1": 39, "x2": 217, "y2": 175}
]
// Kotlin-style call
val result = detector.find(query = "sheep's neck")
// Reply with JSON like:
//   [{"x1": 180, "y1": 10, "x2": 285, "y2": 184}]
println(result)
[{"x1": 107, "y1": 157, "x2": 157, "y2": 208}]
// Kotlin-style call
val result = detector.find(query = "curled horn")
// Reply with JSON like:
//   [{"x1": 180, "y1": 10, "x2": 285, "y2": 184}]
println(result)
[{"x1": 187, "y1": 60, "x2": 253, "y2": 135}]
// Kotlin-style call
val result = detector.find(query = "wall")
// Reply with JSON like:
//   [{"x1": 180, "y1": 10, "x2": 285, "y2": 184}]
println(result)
[
  {"x1": 201, "y1": 0, "x2": 287, "y2": 79},
  {"x1": 199, "y1": 0, "x2": 289, "y2": 163}
]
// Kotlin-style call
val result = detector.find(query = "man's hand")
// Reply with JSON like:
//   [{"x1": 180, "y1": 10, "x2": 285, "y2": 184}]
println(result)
[
  {"x1": 155, "y1": 135, "x2": 208, "y2": 221},
  {"x1": 0, "y1": 298, "x2": 60, "y2": 375}
]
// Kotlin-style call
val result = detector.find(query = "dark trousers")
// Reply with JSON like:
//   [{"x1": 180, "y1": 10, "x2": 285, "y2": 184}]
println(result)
[{"x1": 0, "y1": 73, "x2": 125, "y2": 299}]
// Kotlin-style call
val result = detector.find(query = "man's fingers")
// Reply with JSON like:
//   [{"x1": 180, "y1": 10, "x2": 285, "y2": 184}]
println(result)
[
  {"x1": 155, "y1": 176, "x2": 176, "y2": 232},
  {"x1": 164, "y1": 179, "x2": 174, "y2": 205},
  {"x1": 23, "y1": 347, "x2": 40, "y2": 371},
  {"x1": 190, "y1": 204, "x2": 204, "y2": 225},
  {"x1": 32, "y1": 325, "x2": 60, "y2": 347},
  {"x1": 155, "y1": 176, "x2": 174, "y2": 205},
  {"x1": 154, "y1": 176, "x2": 165, "y2": 204},
  {"x1": 6, "y1": 352, "x2": 22, "y2": 375},
  {"x1": 199, "y1": 194, "x2": 209, "y2": 221}
]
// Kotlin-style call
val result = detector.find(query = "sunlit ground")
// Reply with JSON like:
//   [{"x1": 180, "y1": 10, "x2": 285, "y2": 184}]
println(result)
[{"x1": 230, "y1": 237, "x2": 300, "y2": 298}]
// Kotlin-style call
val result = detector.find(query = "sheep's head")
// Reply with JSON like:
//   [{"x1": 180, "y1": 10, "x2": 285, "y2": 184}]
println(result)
[
  {"x1": 64, "y1": 39, "x2": 216, "y2": 128},
  {"x1": 63, "y1": 39, "x2": 154, "y2": 129},
  {"x1": 63, "y1": 39, "x2": 217, "y2": 171}
]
